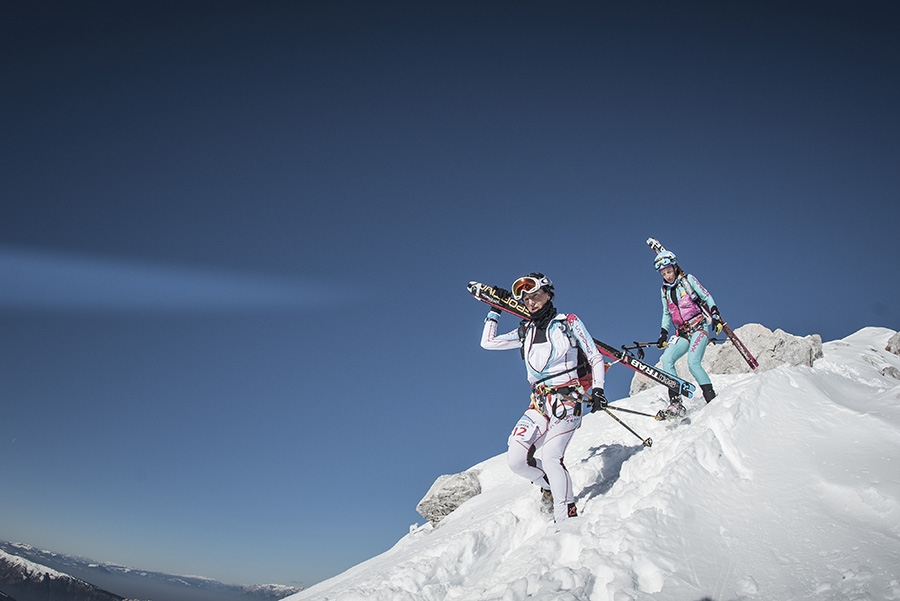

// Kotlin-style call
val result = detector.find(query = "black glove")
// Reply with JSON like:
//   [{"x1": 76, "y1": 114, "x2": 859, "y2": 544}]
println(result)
[
  {"x1": 492, "y1": 285, "x2": 512, "y2": 301},
  {"x1": 590, "y1": 388, "x2": 608, "y2": 413},
  {"x1": 709, "y1": 306, "x2": 724, "y2": 335},
  {"x1": 656, "y1": 329, "x2": 669, "y2": 349}
]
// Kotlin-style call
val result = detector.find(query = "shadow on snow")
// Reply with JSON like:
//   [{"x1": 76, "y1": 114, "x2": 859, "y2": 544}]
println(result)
[{"x1": 576, "y1": 443, "x2": 645, "y2": 503}]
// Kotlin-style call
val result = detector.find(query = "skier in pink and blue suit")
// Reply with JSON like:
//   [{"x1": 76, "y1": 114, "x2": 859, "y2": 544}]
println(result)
[{"x1": 653, "y1": 250, "x2": 722, "y2": 417}]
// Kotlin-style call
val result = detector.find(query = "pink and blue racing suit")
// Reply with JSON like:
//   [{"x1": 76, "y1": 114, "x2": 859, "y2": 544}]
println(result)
[{"x1": 660, "y1": 274, "x2": 716, "y2": 388}]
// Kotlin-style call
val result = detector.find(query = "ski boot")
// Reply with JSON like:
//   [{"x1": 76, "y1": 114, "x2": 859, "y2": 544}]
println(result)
[
  {"x1": 701, "y1": 383, "x2": 717, "y2": 404},
  {"x1": 664, "y1": 397, "x2": 687, "y2": 419},
  {"x1": 540, "y1": 488, "x2": 554, "y2": 514}
]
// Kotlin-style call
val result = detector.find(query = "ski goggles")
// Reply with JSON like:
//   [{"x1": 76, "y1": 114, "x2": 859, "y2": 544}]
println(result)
[{"x1": 512, "y1": 275, "x2": 552, "y2": 299}]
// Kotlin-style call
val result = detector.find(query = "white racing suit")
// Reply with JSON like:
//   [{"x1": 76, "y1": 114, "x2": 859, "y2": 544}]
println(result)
[{"x1": 481, "y1": 310, "x2": 605, "y2": 522}]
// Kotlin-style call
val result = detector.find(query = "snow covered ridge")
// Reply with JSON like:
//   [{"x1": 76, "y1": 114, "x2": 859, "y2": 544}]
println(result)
[
  {"x1": 286, "y1": 326, "x2": 900, "y2": 601},
  {"x1": 0, "y1": 549, "x2": 131, "y2": 601},
  {"x1": 0, "y1": 541, "x2": 301, "y2": 601},
  {"x1": 0, "y1": 549, "x2": 70, "y2": 580}
]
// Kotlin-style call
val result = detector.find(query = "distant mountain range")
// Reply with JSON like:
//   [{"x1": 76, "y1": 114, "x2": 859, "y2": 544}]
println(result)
[
  {"x1": 0, "y1": 542, "x2": 300, "y2": 601},
  {"x1": 0, "y1": 548, "x2": 126, "y2": 601}
]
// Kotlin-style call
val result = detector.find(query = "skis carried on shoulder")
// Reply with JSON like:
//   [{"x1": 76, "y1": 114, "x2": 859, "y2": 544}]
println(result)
[
  {"x1": 467, "y1": 281, "x2": 696, "y2": 398},
  {"x1": 646, "y1": 238, "x2": 759, "y2": 369}
]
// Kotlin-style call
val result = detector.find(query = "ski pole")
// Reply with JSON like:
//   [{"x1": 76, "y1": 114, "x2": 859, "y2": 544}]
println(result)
[
  {"x1": 607, "y1": 405, "x2": 666, "y2": 421},
  {"x1": 620, "y1": 341, "x2": 658, "y2": 350},
  {"x1": 558, "y1": 392, "x2": 662, "y2": 422},
  {"x1": 620, "y1": 341, "x2": 659, "y2": 361},
  {"x1": 557, "y1": 393, "x2": 654, "y2": 446},
  {"x1": 603, "y1": 408, "x2": 653, "y2": 447}
]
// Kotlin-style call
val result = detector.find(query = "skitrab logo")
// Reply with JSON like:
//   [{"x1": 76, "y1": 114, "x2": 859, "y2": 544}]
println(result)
[{"x1": 631, "y1": 358, "x2": 678, "y2": 389}]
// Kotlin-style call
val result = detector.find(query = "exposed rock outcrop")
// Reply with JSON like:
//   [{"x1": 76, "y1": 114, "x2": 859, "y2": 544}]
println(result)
[
  {"x1": 630, "y1": 323, "x2": 823, "y2": 396},
  {"x1": 416, "y1": 471, "x2": 482, "y2": 526},
  {"x1": 886, "y1": 331, "x2": 900, "y2": 355}
]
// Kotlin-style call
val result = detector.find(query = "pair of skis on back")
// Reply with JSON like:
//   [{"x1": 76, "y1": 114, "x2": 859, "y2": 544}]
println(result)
[{"x1": 467, "y1": 238, "x2": 758, "y2": 402}]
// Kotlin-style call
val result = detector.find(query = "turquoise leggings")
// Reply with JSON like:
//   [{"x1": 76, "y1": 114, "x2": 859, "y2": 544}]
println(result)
[{"x1": 661, "y1": 330, "x2": 712, "y2": 387}]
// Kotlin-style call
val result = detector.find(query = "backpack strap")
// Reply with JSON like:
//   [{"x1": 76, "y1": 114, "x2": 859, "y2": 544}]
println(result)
[
  {"x1": 517, "y1": 319, "x2": 529, "y2": 360},
  {"x1": 664, "y1": 276, "x2": 702, "y2": 310},
  {"x1": 527, "y1": 315, "x2": 591, "y2": 390},
  {"x1": 681, "y1": 275, "x2": 712, "y2": 317}
]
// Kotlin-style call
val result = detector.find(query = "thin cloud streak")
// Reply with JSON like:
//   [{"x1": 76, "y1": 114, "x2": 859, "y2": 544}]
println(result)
[{"x1": 0, "y1": 247, "x2": 340, "y2": 312}]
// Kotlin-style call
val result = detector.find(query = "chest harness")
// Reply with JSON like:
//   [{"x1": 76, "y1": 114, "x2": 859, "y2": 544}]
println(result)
[
  {"x1": 666, "y1": 278, "x2": 708, "y2": 339},
  {"x1": 518, "y1": 318, "x2": 589, "y2": 419}
]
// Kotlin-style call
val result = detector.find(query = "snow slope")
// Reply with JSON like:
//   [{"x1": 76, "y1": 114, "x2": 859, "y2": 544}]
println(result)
[
  {"x1": 0, "y1": 549, "x2": 70, "y2": 580},
  {"x1": 288, "y1": 327, "x2": 900, "y2": 601}
]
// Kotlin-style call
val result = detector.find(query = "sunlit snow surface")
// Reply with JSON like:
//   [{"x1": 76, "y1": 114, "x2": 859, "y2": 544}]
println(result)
[
  {"x1": 289, "y1": 327, "x2": 900, "y2": 601},
  {"x1": 0, "y1": 549, "x2": 69, "y2": 580}
]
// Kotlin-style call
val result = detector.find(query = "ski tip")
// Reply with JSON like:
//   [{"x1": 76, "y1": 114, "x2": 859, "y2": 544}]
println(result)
[{"x1": 646, "y1": 238, "x2": 666, "y2": 252}]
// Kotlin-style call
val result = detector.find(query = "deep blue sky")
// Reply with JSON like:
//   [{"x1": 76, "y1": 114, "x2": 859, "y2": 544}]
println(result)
[{"x1": 1, "y1": 1, "x2": 898, "y2": 588}]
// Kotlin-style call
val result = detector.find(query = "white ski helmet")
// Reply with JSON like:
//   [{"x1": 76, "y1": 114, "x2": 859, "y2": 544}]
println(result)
[
  {"x1": 654, "y1": 250, "x2": 677, "y2": 271},
  {"x1": 511, "y1": 272, "x2": 554, "y2": 299}
]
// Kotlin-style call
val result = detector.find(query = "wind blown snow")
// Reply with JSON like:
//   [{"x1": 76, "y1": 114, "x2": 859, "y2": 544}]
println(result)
[{"x1": 288, "y1": 327, "x2": 900, "y2": 601}]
